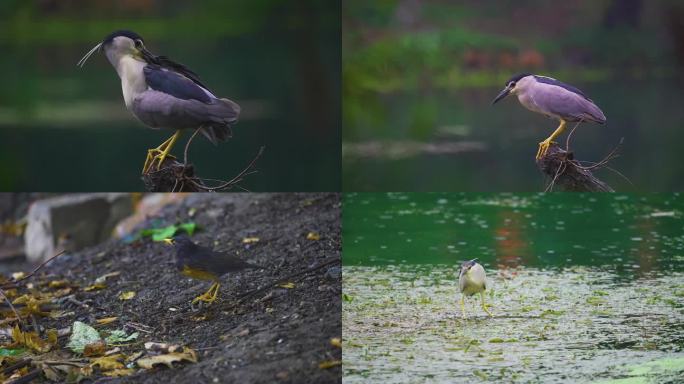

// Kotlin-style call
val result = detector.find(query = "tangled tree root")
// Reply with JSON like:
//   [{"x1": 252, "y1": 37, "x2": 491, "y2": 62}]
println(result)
[
  {"x1": 141, "y1": 128, "x2": 264, "y2": 192},
  {"x1": 536, "y1": 143, "x2": 615, "y2": 192},
  {"x1": 535, "y1": 122, "x2": 627, "y2": 192}
]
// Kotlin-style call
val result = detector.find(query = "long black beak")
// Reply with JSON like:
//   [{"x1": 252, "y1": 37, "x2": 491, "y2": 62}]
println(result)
[
  {"x1": 492, "y1": 87, "x2": 511, "y2": 105},
  {"x1": 139, "y1": 46, "x2": 155, "y2": 62}
]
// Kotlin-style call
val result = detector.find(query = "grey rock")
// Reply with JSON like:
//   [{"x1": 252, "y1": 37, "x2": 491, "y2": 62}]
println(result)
[{"x1": 25, "y1": 193, "x2": 134, "y2": 262}]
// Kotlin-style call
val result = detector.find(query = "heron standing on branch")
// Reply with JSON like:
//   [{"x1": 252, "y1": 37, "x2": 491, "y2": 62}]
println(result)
[
  {"x1": 492, "y1": 74, "x2": 606, "y2": 159},
  {"x1": 78, "y1": 30, "x2": 240, "y2": 174}
]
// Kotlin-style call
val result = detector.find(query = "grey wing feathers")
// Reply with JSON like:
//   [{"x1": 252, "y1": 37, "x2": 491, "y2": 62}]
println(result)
[
  {"x1": 536, "y1": 86, "x2": 606, "y2": 124},
  {"x1": 149, "y1": 55, "x2": 209, "y2": 90},
  {"x1": 534, "y1": 76, "x2": 589, "y2": 100},
  {"x1": 144, "y1": 65, "x2": 211, "y2": 103}
]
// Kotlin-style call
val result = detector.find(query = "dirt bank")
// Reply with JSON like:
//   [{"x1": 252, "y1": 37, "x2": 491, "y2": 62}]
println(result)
[{"x1": 8, "y1": 193, "x2": 341, "y2": 383}]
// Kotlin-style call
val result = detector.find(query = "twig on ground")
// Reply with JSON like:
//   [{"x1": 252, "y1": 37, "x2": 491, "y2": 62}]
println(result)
[
  {"x1": 230, "y1": 258, "x2": 340, "y2": 308},
  {"x1": 6, "y1": 250, "x2": 67, "y2": 288},
  {"x1": 0, "y1": 288, "x2": 24, "y2": 328}
]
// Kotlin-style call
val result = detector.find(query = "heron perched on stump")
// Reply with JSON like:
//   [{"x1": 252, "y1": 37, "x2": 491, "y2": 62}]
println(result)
[
  {"x1": 458, "y1": 259, "x2": 492, "y2": 318},
  {"x1": 77, "y1": 30, "x2": 240, "y2": 174},
  {"x1": 492, "y1": 74, "x2": 606, "y2": 159}
]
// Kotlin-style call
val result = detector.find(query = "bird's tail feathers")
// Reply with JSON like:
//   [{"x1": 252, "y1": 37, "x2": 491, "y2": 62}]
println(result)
[
  {"x1": 200, "y1": 124, "x2": 232, "y2": 145},
  {"x1": 199, "y1": 97, "x2": 241, "y2": 144}
]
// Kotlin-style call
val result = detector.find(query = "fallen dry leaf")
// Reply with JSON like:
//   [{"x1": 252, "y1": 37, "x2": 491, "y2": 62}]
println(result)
[
  {"x1": 137, "y1": 348, "x2": 198, "y2": 369},
  {"x1": 48, "y1": 280, "x2": 69, "y2": 289},
  {"x1": 95, "y1": 317, "x2": 118, "y2": 326},
  {"x1": 12, "y1": 325, "x2": 53, "y2": 353},
  {"x1": 306, "y1": 232, "x2": 321, "y2": 241},
  {"x1": 83, "y1": 340, "x2": 106, "y2": 357},
  {"x1": 318, "y1": 359, "x2": 341, "y2": 369},
  {"x1": 118, "y1": 291, "x2": 136, "y2": 301},
  {"x1": 330, "y1": 338, "x2": 341, "y2": 348},
  {"x1": 144, "y1": 342, "x2": 183, "y2": 353},
  {"x1": 127, "y1": 351, "x2": 144, "y2": 363},
  {"x1": 90, "y1": 354, "x2": 125, "y2": 370},
  {"x1": 94, "y1": 271, "x2": 121, "y2": 284},
  {"x1": 11, "y1": 272, "x2": 25, "y2": 280},
  {"x1": 278, "y1": 282, "x2": 295, "y2": 289},
  {"x1": 84, "y1": 283, "x2": 106, "y2": 292},
  {"x1": 242, "y1": 237, "x2": 260, "y2": 244}
]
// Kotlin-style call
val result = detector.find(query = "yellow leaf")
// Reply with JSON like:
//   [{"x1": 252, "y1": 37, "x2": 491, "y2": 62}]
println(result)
[
  {"x1": 306, "y1": 232, "x2": 321, "y2": 241},
  {"x1": 103, "y1": 368, "x2": 135, "y2": 377},
  {"x1": 137, "y1": 348, "x2": 198, "y2": 369},
  {"x1": 47, "y1": 329, "x2": 58, "y2": 345},
  {"x1": 318, "y1": 360, "x2": 341, "y2": 369},
  {"x1": 96, "y1": 317, "x2": 118, "y2": 326},
  {"x1": 242, "y1": 237, "x2": 260, "y2": 244},
  {"x1": 118, "y1": 291, "x2": 136, "y2": 301},
  {"x1": 84, "y1": 283, "x2": 106, "y2": 292},
  {"x1": 94, "y1": 271, "x2": 121, "y2": 284},
  {"x1": 11, "y1": 272, "x2": 25, "y2": 280},
  {"x1": 278, "y1": 282, "x2": 295, "y2": 289},
  {"x1": 330, "y1": 338, "x2": 341, "y2": 348},
  {"x1": 90, "y1": 354, "x2": 125, "y2": 371},
  {"x1": 48, "y1": 280, "x2": 69, "y2": 288},
  {"x1": 12, "y1": 325, "x2": 52, "y2": 353},
  {"x1": 84, "y1": 341, "x2": 106, "y2": 357}
]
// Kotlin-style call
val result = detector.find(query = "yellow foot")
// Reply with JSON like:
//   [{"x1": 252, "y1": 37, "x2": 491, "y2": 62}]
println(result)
[
  {"x1": 480, "y1": 292, "x2": 493, "y2": 317},
  {"x1": 142, "y1": 149, "x2": 177, "y2": 174},
  {"x1": 141, "y1": 131, "x2": 181, "y2": 174},
  {"x1": 482, "y1": 305, "x2": 493, "y2": 317},
  {"x1": 191, "y1": 282, "x2": 220, "y2": 305},
  {"x1": 536, "y1": 140, "x2": 557, "y2": 160},
  {"x1": 460, "y1": 296, "x2": 466, "y2": 319}
]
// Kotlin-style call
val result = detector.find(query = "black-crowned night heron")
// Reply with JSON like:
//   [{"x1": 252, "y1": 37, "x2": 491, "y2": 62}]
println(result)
[
  {"x1": 492, "y1": 74, "x2": 606, "y2": 159},
  {"x1": 78, "y1": 30, "x2": 240, "y2": 174},
  {"x1": 458, "y1": 259, "x2": 492, "y2": 318}
]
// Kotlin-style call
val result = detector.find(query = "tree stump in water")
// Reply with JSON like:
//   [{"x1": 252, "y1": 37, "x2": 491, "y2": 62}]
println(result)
[
  {"x1": 141, "y1": 157, "x2": 205, "y2": 192},
  {"x1": 140, "y1": 146, "x2": 264, "y2": 192},
  {"x1": 536, "y1": 143, "x2": 614, "y2": 192}
]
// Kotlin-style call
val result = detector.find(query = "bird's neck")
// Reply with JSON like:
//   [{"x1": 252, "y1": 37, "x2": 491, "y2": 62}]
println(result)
[{"x1": 115, "y1": 56, "x2": 148, "y2": 108}]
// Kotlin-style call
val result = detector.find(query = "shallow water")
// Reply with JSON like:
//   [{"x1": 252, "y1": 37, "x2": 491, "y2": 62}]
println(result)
[
  {"x1": 342, "y1": 193, "x2": 684, "y2": 382},
  {"x1": 343, "y1": 79, "x2": 684, "y2": 191},
  {"x1": 342, "y1": 265, "x2": 684, "y2": 383}
]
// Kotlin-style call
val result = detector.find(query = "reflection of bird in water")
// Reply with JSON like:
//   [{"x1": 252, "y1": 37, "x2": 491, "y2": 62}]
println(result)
[
  {"x1": 165, "y1": 235, "x2": 259, "y2": 306},
  {"x1": 458, "y1": 259, "x2": 492, "y2": 318},
  {"x1": 77, "y1": 30, "x2": 240, "y2": 174},
  {"x1": 492, "y1": 74, "x2": 606, "y2": 159}
]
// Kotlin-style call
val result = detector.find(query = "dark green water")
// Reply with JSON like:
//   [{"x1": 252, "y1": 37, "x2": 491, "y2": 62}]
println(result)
[
  {"x1": 343, "y1": 79, "x2": 684, "y2": 192},
  {"x1": 0, "y1": 1, "x2": 340, "y2": 191},
  {"x1": 344, "y1": 193, "x2": 684, "y2": 272},
  {"x1": 342, "y1": 193, "x2": 684, "y2": 383}
]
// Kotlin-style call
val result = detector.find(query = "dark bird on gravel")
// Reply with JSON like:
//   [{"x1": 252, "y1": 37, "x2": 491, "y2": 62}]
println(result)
[
  {"x1": 77, "y1": 30, "x2": 240, "y2": 174},
  {"x1": 165, "y1": 235, "x2": 258, "y2": 305}
]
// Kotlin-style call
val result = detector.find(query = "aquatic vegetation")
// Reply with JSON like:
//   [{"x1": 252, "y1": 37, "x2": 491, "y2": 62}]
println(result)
[{"x1": 342, "y1": 265, "x2": 684, "y2": 383}]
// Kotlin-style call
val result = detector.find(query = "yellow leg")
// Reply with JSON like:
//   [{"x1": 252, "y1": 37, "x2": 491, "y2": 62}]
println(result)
[
  {"x1": 480, "y1": 291, "x2": 493, "y2": 317},
  {"x1": 142, "y1": 130, "x2": 182, "y2": 174},
  {"x1": 191, "y1": 282, "x2": 221, "y2": 305},
  {"x1": 536, "y1": 120, "x2": 567, "y2": 159},
  {"x1": 460, "y1": 295, "x2": 466, "y2": 319}
]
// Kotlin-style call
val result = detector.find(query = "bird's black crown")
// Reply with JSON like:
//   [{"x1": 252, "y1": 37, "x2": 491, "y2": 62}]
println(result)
[
  {"x1": 506, "y1": 73, "x2": 532, "y2": 85},
  {"x1": 103, "y1": 30, "x2": 143, "y2": 45}
]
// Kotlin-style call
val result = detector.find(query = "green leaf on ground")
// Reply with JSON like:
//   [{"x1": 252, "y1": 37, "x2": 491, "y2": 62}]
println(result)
[
  {"x1": 67, "y1": 321, "x2": 101, "y2": 354},
  {"x1": 105, "y1": 330, "x2": 139, "y2": 344},
  {"x1": 136, "y1": 222, "x2": 198, "y2": 242},
  {"x1": 0, "y1": 348, "x2": 26, "y2": 356}
]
